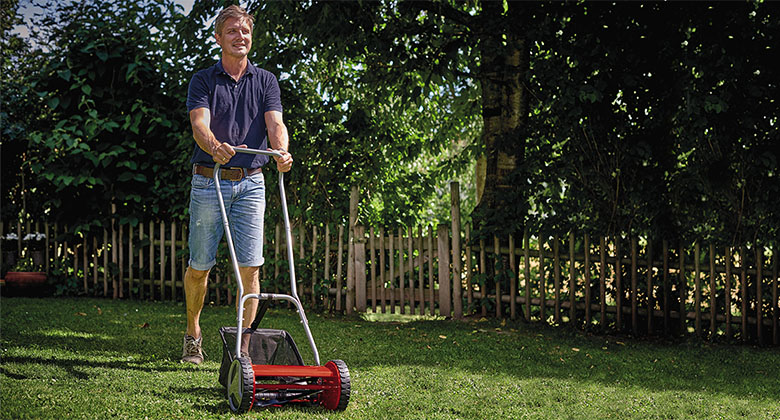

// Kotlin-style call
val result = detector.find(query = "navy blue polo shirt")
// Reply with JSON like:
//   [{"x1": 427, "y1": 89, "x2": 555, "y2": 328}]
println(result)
[{"x1": 186, "y1": 60, "x2": 282, "y2": 168}]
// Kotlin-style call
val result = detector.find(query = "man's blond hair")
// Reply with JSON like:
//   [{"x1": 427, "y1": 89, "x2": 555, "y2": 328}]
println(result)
[{"x1": 215, "y1": 5, "x2": 254, "y2": 36}]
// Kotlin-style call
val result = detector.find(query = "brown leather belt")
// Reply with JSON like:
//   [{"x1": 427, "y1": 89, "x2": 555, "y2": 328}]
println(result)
[{"x1": 192, "y1": 164, "x2": 262, "y2": 181}]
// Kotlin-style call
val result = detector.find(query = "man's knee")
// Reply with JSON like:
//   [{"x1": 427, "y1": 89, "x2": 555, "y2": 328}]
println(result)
[{"x1": 186, "y1": 267, "x2": 210, "y2": 283}]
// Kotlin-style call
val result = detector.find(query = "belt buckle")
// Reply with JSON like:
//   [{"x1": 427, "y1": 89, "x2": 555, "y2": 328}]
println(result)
[{"x1": 225, "y1": 167, "x2": 244, "y2": 181}]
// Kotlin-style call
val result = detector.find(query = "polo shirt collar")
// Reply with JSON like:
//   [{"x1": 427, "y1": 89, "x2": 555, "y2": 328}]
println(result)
[{"x1": 216, "y1": 60, "x2": 258, "y2": 78}]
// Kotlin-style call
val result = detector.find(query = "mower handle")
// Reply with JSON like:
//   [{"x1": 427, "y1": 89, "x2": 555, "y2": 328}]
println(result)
[
  {"x1": 230, "y1": 146, "x2": 284, "y2": 159},
  {"x1": 213, "y1": 146, "x2": 320, "y2": 366}
]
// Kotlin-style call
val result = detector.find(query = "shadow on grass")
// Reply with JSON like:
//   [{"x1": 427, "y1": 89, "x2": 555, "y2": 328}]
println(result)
[
  {"x1": 3, "y1": 297, "x2": 779, "y2": 406},
  {"x1": 0, "y1": 355, "x2": 215, "y2": 380},
  {"x1": 168, "y1": 385, "x2": 226, "y2": 414},
  {"x1": 171, "y1": 385, "x2": 343, "y2": 415},
  {"x1": 311, "y1": 314, "x2": 780, "y2": 403}
]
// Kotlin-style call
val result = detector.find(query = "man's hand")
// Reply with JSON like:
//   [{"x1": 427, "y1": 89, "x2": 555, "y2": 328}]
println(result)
[
  {"x1": 272, "y1": 149, "x2": 293, "y2": 172},
  {"x1": 211, "y1": 142, "x2": 241, "y2": 165}
]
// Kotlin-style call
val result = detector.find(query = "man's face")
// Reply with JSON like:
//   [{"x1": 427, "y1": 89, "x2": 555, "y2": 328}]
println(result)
[{"x1": 215, "y1": 17, "x2": 252, "y2": 59}]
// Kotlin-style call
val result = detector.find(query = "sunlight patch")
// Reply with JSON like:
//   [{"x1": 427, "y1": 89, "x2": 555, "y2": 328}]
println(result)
[{"x1": 42, "y1": 329, "x2": 111, "y2": 340}]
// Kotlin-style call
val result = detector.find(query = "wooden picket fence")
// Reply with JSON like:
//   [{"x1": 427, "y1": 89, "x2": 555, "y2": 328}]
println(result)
[{"x1": 2, "y1": 186, "x2": 778, "y2": 346}]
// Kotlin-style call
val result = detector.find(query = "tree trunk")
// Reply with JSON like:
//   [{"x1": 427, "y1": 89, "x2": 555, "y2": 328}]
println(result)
[{"x1": 474, "y1": 2, "x2": 527, "y2": 231}]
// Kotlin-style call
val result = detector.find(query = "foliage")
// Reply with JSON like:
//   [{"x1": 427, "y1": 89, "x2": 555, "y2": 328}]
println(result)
[
  {"x1": 15, "y1": 0, "x2": 192, "y2": 234},
  {"x1": 190, "y1": 0, "x2": 485, "y2": 228},
  {"x1": 0, "y1": 0, "x2": 48, "y2": 221},
  {"x1": 48, "y1": 256, "x2": 83, "y2": 296},
  {"x1": 522, "y1": 2, "x2": 779, "y2": 247},
  {"x1": 9, "y1": 257, "x2": 41, "y2": 272},
  {"x1": 3, "y1": 0, "x2": 779, "y2": 257}
]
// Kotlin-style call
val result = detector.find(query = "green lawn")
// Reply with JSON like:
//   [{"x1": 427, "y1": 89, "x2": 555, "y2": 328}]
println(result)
[{"x1": 1, "y1": 297, "x2": 778, "y2": 419}]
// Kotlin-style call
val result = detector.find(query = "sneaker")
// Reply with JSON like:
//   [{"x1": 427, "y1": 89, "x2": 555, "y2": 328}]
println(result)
[{"x1": 181, "y1": 335, "x2": 204, "y2": 365}]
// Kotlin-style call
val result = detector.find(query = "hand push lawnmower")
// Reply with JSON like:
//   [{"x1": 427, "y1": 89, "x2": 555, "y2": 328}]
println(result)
[{"x1": 213, "y1": 147, "x2": 350, "y2": 413}]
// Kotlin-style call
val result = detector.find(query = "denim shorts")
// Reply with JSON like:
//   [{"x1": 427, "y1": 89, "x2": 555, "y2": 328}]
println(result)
[{"x1": 188, "y1": 171, "x2": 266, "y2": 271}]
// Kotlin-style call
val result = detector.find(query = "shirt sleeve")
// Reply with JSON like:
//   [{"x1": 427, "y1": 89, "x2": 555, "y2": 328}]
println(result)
[
  {"x1": 263, "y1": 72, "x2": 283, "y2": 113},
  {"x1": 186, "y1": 71, "x2": 210, "y2": 112}
]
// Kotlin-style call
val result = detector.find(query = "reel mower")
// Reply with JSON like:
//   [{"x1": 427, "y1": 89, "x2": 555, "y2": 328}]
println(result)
[{"x1": 213, "y1": 147, "x2": 350, "y2": 413}]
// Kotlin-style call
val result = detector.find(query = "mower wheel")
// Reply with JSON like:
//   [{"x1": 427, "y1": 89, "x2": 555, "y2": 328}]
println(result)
[
  {"x1": 227, "y1": 357, "x2": 254, "y2": 413},
  {"x1": 321, "y1": 359, "x2": 351, "y2": 411}
]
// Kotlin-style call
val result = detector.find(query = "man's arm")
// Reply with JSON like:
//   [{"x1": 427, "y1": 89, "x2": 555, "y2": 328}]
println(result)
[
  {"x1": 265, "y1": 110, "x2": 293, "y2": 172},
  {"x1": 189, "y1": 107, "x2": 235, "y2": 164}
]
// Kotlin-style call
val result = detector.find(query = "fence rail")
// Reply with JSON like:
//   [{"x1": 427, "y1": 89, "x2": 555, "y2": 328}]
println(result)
[{"x1": 2, "y1": 186, "x2": 778, "y2": 346}]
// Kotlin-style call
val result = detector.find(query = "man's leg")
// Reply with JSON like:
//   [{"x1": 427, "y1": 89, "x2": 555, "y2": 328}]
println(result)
[
  {"x1": 185, "y1": 266, "x2": 210, "y2": 339},
  {"x1": 231, "y1": 172, "x2": 266, "y2": 358},
  {"x1": 183, "y1": 173, "x2": 223, "y2": 365},
  {"x1": 182, "y1": 266, "x2": 209, "y2": 365},
  {"x1": 238, "y1": 265, "x2": 259, "y2": 356}
]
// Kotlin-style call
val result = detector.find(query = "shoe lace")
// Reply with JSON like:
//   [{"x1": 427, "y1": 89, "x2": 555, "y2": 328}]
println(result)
[{"x1": 184, "y1": 336, "x2": 205, "y2": 357}]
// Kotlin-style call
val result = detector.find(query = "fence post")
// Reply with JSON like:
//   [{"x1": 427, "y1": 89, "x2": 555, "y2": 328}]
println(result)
[
  {"x1": 540, "y1": 237, "x2": 546, "y2": 323},
  {"x1": 354, "y1": 225, "x2": 366, "y2": 312},
  {"x1": 631, "y1": 237, "x2": 638, "y2": 334},
  {"x1": 388, "y1": 229, "x2": 395, "y2": 314},
  {"x1": 524, "y1": 228, "x2": 531, "y2": 321},
  {"x1": 408, "y1": 227, "x2": 414, "y2": 315},
  {"x1": 615, "y1": 237, "x2": 622, "y2": 331},
  {"x1": 119, "y1": 223, "x2": 125, "y2": 299},
  {"x1": 103, "y1": 228, "x2": 109, "y2": 297},
  {"x1": 437, "y1": 224, "x2": 451, "y2": 317},
  {"x1": 312, "y1": 225, "x2": 318, "y2": 305},
  {"x1": 741, "y1": 246, "x2": 748, "y2": 342},
  {"x1": 111, "y1": 204, "x2": 119, "y2": 299},
  {"x1": 568, "y1": 233, "x2": 576, "y2": 324},
  {"x1": 129, "y1": 225, "x2": 134, "y2": 299},
  {"x1": 398, "y1": 228, "x2": 405, "y2": 314},
  {"x1": 772, "y1": 253, "x2": 778, "y2": 346},
  {"x1": 170, "y1": 221, "x2": 177, "y2": 301},
  {"x1": 509, "y1": 234, "x2": 517, "y2": 320},
  {"x1": 428, "y1": 227, "x2": 435, "y2": 315},
  {"x1": 494, "y1": 235, "x2": 501, "y2": 319},
  {"x1": 451, "y1": 182, "x2": 462, "y2": 318},
  {"x1": 324, "y1": 224, "x2": 331, "y2": 310},
  {"x1": 346, "y1": 186, "x2": 358, "y2": 314},
  {"x1": 417, "y1": 227, "x2": 425, "y2": 316},
  {"x1": 298, "y1": 225, "x2": 305, "y2": 302},
  {"x1": 45, "y1": 222, "x2": 50, "y2": 275},
  {"x1": 679, "y1": 242, "x2": 686, "y2": 335},
  {"x1": 694, "y1": 242, "x2": 701, "y2": 336},
  {"x1": 756, "y1": 248, "x2": 763, "y2": 346},
  {"x1": 584, "y1": 233, "x2": 591, "y2": 325},
  {"x1": 370, "y1": 227, "x2": 377, "y2": 312},
  {"x1": 16, "y1": 221, "x2": 21, "y2": 256},
  {"x1": 148, "y1": 221, "x2": 155, "y2": 300},
  {"x1": 725, "y1": 246, "x2": 732, "y2": 339},
  {"x1": 647, "y1": 239, "x2": 654, "y2": 334},
  {"x1": 379, "y1": 227, "x2": 386, "y2": 313},
  {"x1": 663, "y1": 240, "x2": 669, "y2": 335},
  {"x1": 599, "y1": 237, "x2": 606, "y2": 331},
  {"x1": 336, "y1": 224, "x2": 344, "y2": 312},
  {"x1": 553, "y1": 236, "x2": 560, "y2": 323},
  {"x1": 160, "y1": 221, "x2": 166, "y2": 301}
]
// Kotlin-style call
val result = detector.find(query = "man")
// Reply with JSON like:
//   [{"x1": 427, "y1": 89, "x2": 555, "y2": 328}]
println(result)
[{"x1": 182, "y1": 5, "x2": 293, "y2": 365}]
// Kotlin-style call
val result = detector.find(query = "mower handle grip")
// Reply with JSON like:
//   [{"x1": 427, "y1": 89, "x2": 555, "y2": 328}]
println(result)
[{"x1": 230, "y1": 146, "x2": 285, "y2": 160}]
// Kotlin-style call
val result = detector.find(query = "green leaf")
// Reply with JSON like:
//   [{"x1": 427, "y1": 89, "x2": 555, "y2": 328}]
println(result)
[
  {"x1": 126, "y1": 63, "x2": 137, "y2": 81},
  {"x1": 48, "y1": 97, "x2": 60, "y2": 109},
  {"x1": 117, "y1": 172, "x2": 133, "y2": 182},
  {"x1": 81, "y1": 85, "x2": 92, "y2": 95},
  {"x1": 59, "y1": 175, "x2": 75, "y2": 186},
  {"x1": 57, "y1": 69, "x2": 72, "y2": 81},
  {"x1": 96, "y1": 50, "x2": 108, "y2": 61}
]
